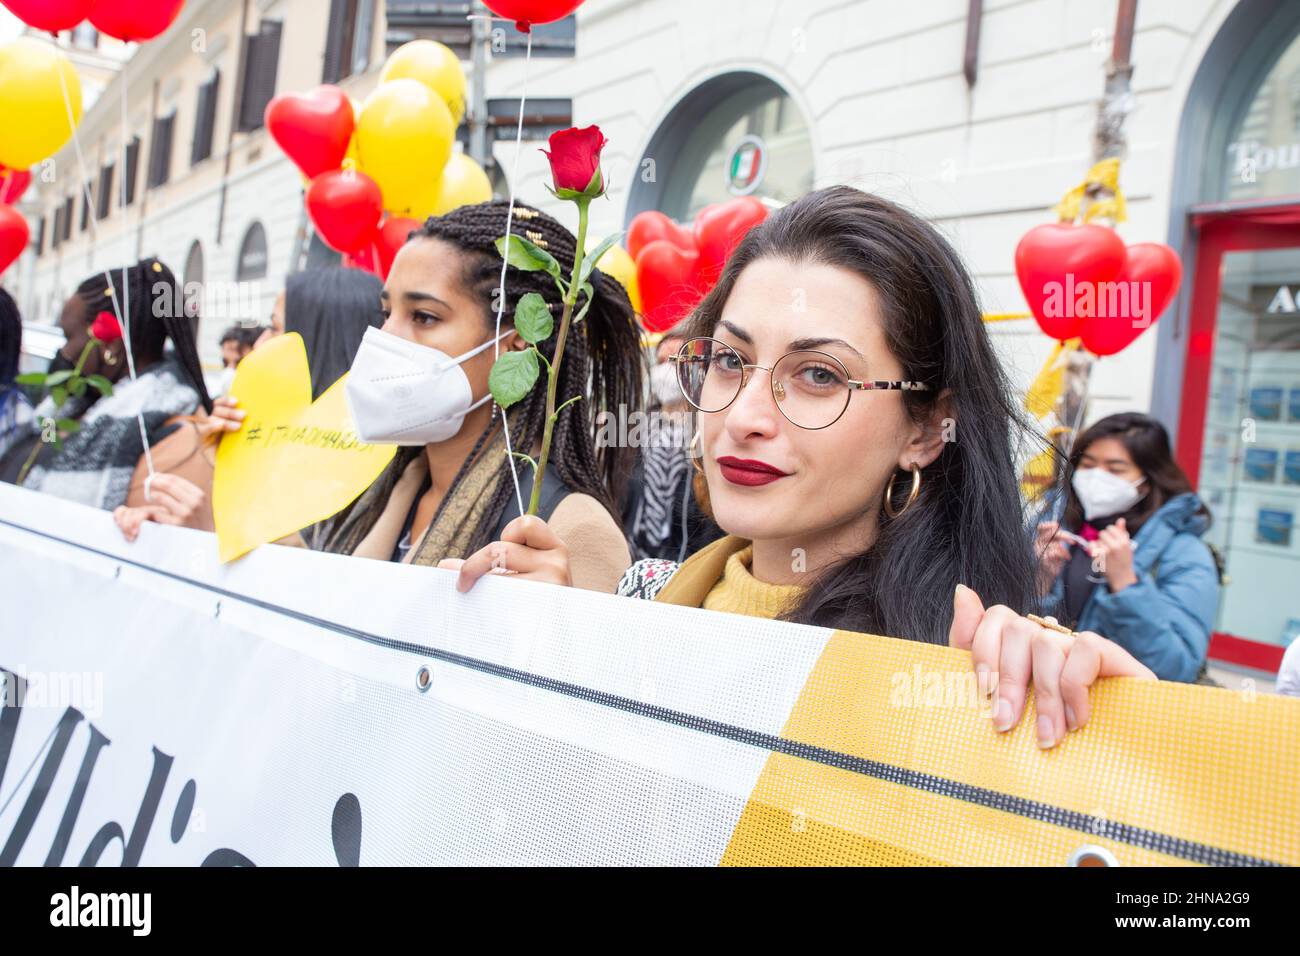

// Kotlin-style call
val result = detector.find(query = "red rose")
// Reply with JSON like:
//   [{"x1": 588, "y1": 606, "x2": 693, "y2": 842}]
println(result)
[
  {"x1": 91, "y1": 310, "x2": 123, "y2": 344},
  {"x1": 541, "y1": 125, "x2": 607, "y2": 198}
]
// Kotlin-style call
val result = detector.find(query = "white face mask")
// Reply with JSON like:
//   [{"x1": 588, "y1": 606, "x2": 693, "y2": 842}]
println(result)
[
  {"x1": 650, "y1": 361, "x2": 680, "y2": 405},
  {"x1": 1071, "y1": 466, "x2": 1146, "y2": 521},
  {"x1": 345, "y1": 325, "x2": 512, "y2": 446}
]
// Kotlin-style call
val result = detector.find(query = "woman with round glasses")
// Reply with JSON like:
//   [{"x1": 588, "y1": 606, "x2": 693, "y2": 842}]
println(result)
[{"x1": 446, "y1": 186, "x2": 1154, "y2": 749}]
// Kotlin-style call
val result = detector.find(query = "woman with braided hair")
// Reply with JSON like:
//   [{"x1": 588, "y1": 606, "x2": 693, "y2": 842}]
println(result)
[
  {"x1": 0, "y1": 258, "x2": 213, "y2": 510},
  {"x1": 210, "y1": 200, "x2": 643, "y2": 592}
]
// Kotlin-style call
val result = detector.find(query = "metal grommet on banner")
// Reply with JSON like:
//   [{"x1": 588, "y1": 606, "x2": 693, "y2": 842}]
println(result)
[
  {"x1": 416, "y1": 666, "x2": 433, "y2": 693},
  {"x1": 1068, "y1": 845, "x2": 1119, "y2": 867}
]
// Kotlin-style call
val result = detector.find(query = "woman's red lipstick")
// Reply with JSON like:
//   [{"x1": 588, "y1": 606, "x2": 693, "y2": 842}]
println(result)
[{"x1": 716, "y1": 456, "x2": 790, "y2": 487}]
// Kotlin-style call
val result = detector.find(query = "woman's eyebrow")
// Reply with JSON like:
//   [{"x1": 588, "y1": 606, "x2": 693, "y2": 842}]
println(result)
[
  {"x1": 401, "y1": 290, "x2": 451, "y2": 308},
  {"x1": 719, "y1": 320, "x2": 753, "y2": 343},
  {"x1": 788, "y1": 336, "x2": 867, "y2": 360}
]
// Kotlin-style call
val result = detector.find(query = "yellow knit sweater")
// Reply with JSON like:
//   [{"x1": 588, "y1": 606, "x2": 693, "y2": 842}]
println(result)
[{"x1": 701, "y1": 545, "x2": 807, "y2": 620}]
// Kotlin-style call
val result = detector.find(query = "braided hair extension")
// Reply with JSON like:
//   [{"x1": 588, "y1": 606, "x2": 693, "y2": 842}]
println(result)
[
  {"x1": 414, "y1": 200, "x2": 645, "y2": 554},
  {"x1": 75, "y1": 258, "x2": 213, "y2": 414}
]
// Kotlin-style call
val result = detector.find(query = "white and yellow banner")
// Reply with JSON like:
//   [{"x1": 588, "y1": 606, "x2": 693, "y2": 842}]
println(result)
[{"x1": 0, "y1": 482, "x2": 1295, "y2": 866}]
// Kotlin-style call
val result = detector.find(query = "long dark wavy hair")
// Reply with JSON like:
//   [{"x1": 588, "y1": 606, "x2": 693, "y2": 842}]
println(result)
[
  {"x1": 75, "y1": 258, "x2": 213, "y2": 415},
  {"x1": 684, "y1": 185, "x2": 1041, "y2": 644},
  {"x1": 1062, "y1": 412, "x2": 1206, "y2": 535},
  {"x1": 329, "y1": 200, "x2": 644, "y2": 556},
  {"x1": 284, "y1": 267, "x2": 384, "y2": 400},
  {"x1": 0, "y1": 287, "x2": 19, "y2": 387},
  {"x1": 1, "y1": 287, "x2": 26, "y2": 443}
]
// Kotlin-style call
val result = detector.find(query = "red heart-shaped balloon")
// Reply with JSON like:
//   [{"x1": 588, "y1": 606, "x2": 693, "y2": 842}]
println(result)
[
  {"x1": 637, "y1": 239, "x2": 705, "y2": 333},
  {"x1": 88, "y1": 0, "x2": 185, "y2": 41},
  {"x1": 1015, "y1": 223, "x2": 1127, "y2": 341},
  {"x1": 1079, "y1": 243, "x2": 1182, "y2": 357},
  {"x1": 1, "y1": 0, "x2": 93, "y2": 32},
  {"x1": 0, "y1": 166, "x2": 31, "y2": 205},
  {"x1": 306, "y1": 170, "x2": 383, "y2": 255},
  {"x1": 627, "y1": 210, "x2": 694, "y2": 261},
  {"x1": 481, "y1": 0, "x2": 585, "y2": 31},
  {"x1": 342, "y1": 245, "x2": 380, "y2": 275},
  {"x1": 375, "y1": 217, "x2": 421, "y2": 278},
  {"x1": 0, "y1": 203, "x2": 30, "y2": 277},
  {"x1": 266, "y1": 86, "x2": 355, "y2": 181},
  {"x1": 693, "y1": 196, "x2": 768, "y2": 287}
]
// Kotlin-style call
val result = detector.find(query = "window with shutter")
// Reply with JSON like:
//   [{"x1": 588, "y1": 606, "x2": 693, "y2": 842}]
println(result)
[
  {"x1": 147, "y1": 115, "x2": 175, "y2": 188},
  {"x1": 238, "y1": 20, "x2": 282, "y2": 132},
  {"x1": 35, "y1": 217, "x2": 45, "y2": 255},
  {"x1": 123, "y1": 136, "x2": 140, "y2": 206},
  {"x1": 384, "y1": 1, "x2": 475, "y2": 60},
  {"x1": 52, "y1": 208, "x2": 62, "y2": 249},
  {"x1": 62, "y1": 197, "x2": 73, "y2": 240},
  {"x1": 96, "y1": 164, "x2": 114, "y2": 219},
  {"x1": 191, "y1": 71, "x2": 221, "y2": 165},
  {"x1": 352, "y1": 0, "x2": 374, "y2": 76},
  {"x1": 80, "y1": 190, "x2": 89, "y2": 232},
  {"x1": 322, "y1": 0, "x2": 353, "y2": 83}
]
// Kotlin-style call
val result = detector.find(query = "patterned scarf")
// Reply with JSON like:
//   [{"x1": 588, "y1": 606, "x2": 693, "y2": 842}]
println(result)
[
  {"x1": 310, "y1": 422, "x2": 511, "y2": 565},
  {"x1": 18, "y1": 358, "x2": 199, "y2": 510}
]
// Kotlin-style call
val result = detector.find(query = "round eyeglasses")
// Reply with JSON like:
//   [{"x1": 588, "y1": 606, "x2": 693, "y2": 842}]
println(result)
[{"x1": 670, "y1": 336, "x2": 932, "y2": 430}]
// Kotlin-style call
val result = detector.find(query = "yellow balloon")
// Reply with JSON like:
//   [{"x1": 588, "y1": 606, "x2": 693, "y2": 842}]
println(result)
[
  {"x1": 0, "y1": 38, "x2": 83, "y2": 170},
  {"x1": 588, "y1": 240, "x2": 642, "y2": 314},
  {"x1": 356, "y1": 79, "x2": 454, "y2": 219},
  {"x1": 417, "y1": 152, "x2": 492, "y2": 218},
  {"x1": 381, "y1": 40, "x2": 466, "y2": 127}
]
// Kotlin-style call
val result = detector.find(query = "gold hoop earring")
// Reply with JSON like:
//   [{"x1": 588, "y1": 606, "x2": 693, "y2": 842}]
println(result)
[
  {"x1": 689, "y1": 431, "x2": 704, "y2": 476},
  {"x1": 102, "y1": 348, "x2": 119, "y2": 367},
  {"x1": 883, "y1": 462, "x2": 922, "y2": 518}
]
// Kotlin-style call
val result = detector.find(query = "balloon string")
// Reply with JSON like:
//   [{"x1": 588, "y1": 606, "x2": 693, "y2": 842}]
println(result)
[
  {"x1": 491, "y1": 27, "x2": 536, "y2": 521},
  {"x1": 50, "y1": 39, "x2": 157, "y2": 491},
  {"x1": 120, "y1": 63, "x2": 154, "y2": 483}
]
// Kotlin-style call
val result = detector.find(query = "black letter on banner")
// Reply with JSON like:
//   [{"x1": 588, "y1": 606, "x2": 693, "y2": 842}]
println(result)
[
  {"x1": 0, "y1": 703, "x2": 84, "y2": 866},
  {"x1": 332, "y1": 793, "x2": 362, "y2": 867},
  {"x1": 79, "y1": 745, "x2": 173, "y2": 866},
  {"x1": 201, "y1": 848, "x2": 256, "y2": 866},
  {"x1": 45, "y1": 724, "x2": 112, "y2": 866}
]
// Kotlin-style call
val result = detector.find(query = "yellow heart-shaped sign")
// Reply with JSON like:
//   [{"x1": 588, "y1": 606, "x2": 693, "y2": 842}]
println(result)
[{"x1": 213, "y1": 333, "x2": 396, "y2": 562}]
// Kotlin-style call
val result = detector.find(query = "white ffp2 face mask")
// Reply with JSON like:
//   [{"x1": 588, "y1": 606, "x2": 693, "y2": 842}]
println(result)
[
  {"x1": 345, "y1": 325, "x2": 512, "y2": 445},
  {"x1": 1071, "y1": 466, "x2": 1146, "y2": 521}
]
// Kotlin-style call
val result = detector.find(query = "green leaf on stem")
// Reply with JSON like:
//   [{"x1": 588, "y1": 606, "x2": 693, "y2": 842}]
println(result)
[
  {"x1": 579, "y1": 232, "x2": 624, "y2": 285},
  {"x1": 495, "y1": 235, "x2": 562, "y2": 280},
  {"x1": 45, "y1": 370, "x2": 74, "y2": 386},
  {"x1": 488, "y1": 349, "x2": 539, "y2": 408},
  {"x1": 14, "y1": 372, "x2": 47, "y2": 386},
  {"x1": 510, "y1": 451, "x2": 539, "y2": 477},
  {"x1": 69, "y1": 378, "x2": 87, "y2": 397},
  {"x1": 51, "y1": 385, "x2": 67, "y2": 407},
  {"x1": 514, "y1": 293, "x2": 553, "y2": 345},
  {"x1": 55, "y1": 418, "x2": 80, "y2": 433},
  {"x1": 85, "y1": 375, "x2": 114, "y2": 397}
]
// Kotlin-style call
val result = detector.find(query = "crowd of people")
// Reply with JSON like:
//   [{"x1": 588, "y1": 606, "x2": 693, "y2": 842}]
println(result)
[{"x1": 4, "y1": 185, "x2": 1291, "y2": 715}]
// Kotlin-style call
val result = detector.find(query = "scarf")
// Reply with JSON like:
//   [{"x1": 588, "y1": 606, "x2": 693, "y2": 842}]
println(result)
[
  {"x1": 18, "y1": 358, "x2": 199, "y2": 510},
  {"x1": 627, "y1": 413, "x2": 691, "y2": 561},
  {"x1": 311, "y1": 422, "x2": 513, "y2": 565}
]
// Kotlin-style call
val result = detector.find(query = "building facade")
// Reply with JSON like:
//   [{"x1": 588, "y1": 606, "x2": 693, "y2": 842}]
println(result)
[{"x1": 4, "y1": 0, "x2": 1299, "y2": 665}]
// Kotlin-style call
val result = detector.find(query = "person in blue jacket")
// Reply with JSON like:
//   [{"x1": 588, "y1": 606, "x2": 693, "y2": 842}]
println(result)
[{"x1": 1036, "y1": 412, "x2": 1221, "y2": 683}]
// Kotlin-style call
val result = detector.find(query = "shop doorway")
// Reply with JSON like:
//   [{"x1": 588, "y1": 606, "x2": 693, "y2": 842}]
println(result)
[{"x1": 1177, "y1": 203, "x2": 1300, "y2": 671}]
